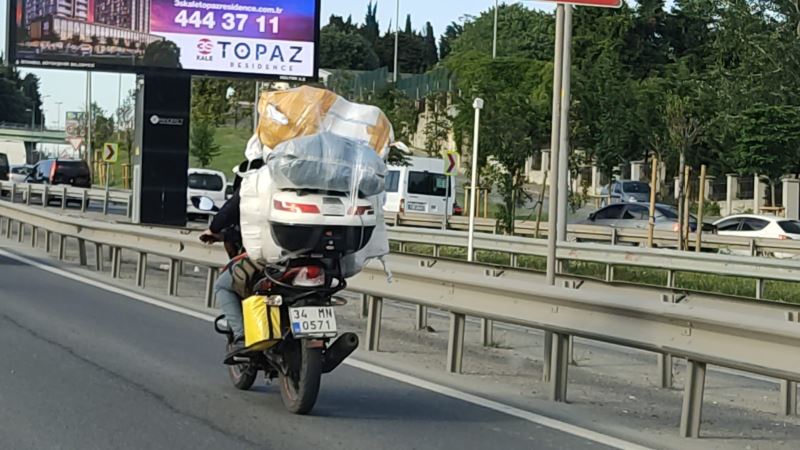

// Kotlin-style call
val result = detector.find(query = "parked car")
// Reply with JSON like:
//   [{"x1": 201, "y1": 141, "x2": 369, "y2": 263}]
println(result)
[
  {"x1": 713, "y1": 214, "x2": 800, "y2": 258},
  {"x1": 187, "y1": 168, "x2": 227, "y2": 219},
  {"x1": 579, "y1": 202, "x2": 713, "y2": 234},
  {"x1": 600, "y1": 180, "x2": 651, "y2": 205},
  {"x1": 9, "y1": 164, "x2": 34, "y2": 183},
  {"x1": 384, "y1": 157, "x2": 457, "y2": 217},
  {"x1": 0, "y1": 153, "x2": 9, "y2": 181},
  {"x1": 26, "y1": 159, "x2": 91, "y2": 188}
]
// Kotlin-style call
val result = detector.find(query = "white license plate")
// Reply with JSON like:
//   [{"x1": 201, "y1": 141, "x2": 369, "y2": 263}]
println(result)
[
  {"x1": 289, "y1": 307, "x2": 338, "y2": 337},
  {"x1": 407, "y1": 202, "x2": 426, "y2": 212}
]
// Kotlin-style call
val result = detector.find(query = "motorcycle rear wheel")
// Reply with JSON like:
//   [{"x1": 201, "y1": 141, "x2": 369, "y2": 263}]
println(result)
[
  {"x1": 226, "y1": 343, "x2": 258, "y2": 391},
  {"x1": 279, "y1": 341, "x2": 322, "y2": 415}
]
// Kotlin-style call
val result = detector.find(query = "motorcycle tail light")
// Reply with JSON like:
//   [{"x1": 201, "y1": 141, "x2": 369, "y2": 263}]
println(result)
[
  {"x1": 273, "y1": 200, "x2": 320, "y2": 214},
  {"x1": 293, "y1": 266, "x2": 325, "y2": 287}
]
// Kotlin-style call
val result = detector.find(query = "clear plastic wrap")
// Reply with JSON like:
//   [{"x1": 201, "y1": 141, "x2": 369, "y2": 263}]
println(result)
[
  {"x1": 256, "y1": 85, "x2": 394, "y2": 156},
  {"x1": 268, "y1": 132, "x2": 386, "y2": 198},
  {"x1": 240, "y1": 87, "x2": 393, "y2": 279}
]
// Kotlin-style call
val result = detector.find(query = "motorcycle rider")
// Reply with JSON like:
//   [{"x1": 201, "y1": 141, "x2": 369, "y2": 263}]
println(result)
[{"x1": 200, "y1": 158, "x2": 263, "y2": 354}]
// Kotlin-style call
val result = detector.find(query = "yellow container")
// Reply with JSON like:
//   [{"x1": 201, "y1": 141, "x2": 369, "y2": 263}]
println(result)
[{"x1": 242, "y1": 295, "x2": 282, "y2": 351}]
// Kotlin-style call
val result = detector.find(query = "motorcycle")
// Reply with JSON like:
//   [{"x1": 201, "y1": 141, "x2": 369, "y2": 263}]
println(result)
[
  {"x1": 213, "y1": 257, "x2": 359, "y2": 414},
  {"x1": 202, "y1": 190, "x2": 374, "y2": 415}
]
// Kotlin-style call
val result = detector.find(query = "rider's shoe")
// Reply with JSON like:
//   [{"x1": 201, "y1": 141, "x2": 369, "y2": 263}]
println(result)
[{"x1": 223, "y1": 337, "x2": 247, "y2": 365}]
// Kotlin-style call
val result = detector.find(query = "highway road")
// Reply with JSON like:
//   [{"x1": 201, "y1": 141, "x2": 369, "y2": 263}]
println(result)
[{"x1": 0, "y1": 252, "x2": 617, "y2": 450}]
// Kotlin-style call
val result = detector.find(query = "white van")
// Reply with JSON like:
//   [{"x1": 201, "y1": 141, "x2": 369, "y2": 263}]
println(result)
[
  {"x1": 384, "y1": 157, "x2": 456, "y2": 216},
  {"x1": 187, "y1": 168, "x2": 227, "y2": 217}
]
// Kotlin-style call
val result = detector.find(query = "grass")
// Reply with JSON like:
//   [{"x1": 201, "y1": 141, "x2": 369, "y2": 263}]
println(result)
[{"x1": 391, "y1": 240, "x2": 800, "y2": 305}]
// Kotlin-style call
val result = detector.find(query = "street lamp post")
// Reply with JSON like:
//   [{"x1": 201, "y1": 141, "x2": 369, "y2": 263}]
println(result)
[
  {"x1": 393, "y1": 0, "x2": 400, "y2": 83},
  {"x1": 492, "y1": 0, "x2": 499, "y2": 59},
  {"x1": 55, "y1": 102, "x2": 63, "y2": 129},
  {"x1": 467, "y1": 98, "x2": 484, "y2": 262}
]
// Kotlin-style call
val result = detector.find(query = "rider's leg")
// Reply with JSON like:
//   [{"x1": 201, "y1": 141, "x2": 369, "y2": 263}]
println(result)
[{"x1": 215, "y1": 269, "x2": 244, "y2": 341}]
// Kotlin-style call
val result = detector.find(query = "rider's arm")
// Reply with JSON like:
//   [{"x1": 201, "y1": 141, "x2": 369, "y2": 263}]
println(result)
[{"x1": 209, "y1": 191, "x2": 240, "y2": 234}]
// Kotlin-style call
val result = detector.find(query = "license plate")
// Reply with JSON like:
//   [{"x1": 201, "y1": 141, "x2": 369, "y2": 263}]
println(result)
[
  {"x1": 407, "y1": 202, "x2": 426, "y2": 212},
  {"x1": 289, "y1": 307, "x2": 338, "y2": 337}
]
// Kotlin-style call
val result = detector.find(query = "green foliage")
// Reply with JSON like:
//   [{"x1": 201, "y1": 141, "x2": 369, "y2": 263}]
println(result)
[
  {"x1": 423, "y1": 93, "x2": 451, "y2": 157},
  {"x1": 190, "y1": 120, "x2": 222, "y2": 168},
  {"x1": 0, "y1": 62, "x2": 43, "y2": 126},
  {"x1": 446, "y1": 53, "x2": 550, "y2": 233},
  {"x1": 191, "y1": 78, "x2": 229, "y2": 125},
  {"x1": 90, "y1": 103, "x2": 115, "y2": 152},
  {"x1": 319, "y1": 27, "x2": 380, "y2": 71},
  {"x1": 363, "y1": 87, "x2": 419, "y2": 144},
  {"x1": 142, "y1": 40, "x2": 181, "y2": 68}
]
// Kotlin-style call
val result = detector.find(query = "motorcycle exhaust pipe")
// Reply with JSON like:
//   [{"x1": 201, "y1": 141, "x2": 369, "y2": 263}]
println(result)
[{"x1": 322, "y1": 332, "x2": 359, "y2": 374}]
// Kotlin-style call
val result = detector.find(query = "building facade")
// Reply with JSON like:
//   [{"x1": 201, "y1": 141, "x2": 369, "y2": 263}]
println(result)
[
  {"x1": 26, "y1": 0, "x2": 90, "y2": 23},
  {"x1": 93, "y1": 0, "x2": 150, "y2": 33}
]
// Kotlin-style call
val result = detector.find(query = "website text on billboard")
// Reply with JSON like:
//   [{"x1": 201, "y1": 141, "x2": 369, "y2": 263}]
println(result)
[{"x1": 8, "y1": 0, "x2": 319, "y2": 81}]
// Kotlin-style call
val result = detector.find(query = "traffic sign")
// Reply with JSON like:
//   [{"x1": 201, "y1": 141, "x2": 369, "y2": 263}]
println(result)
[
  {"x1": 67, "y1": 137, "x2": 83, "y2": 151},
  {"x1": 102, "y1": 143, "x2": 119, "y2": 163},
  {"x1": 444, "y1": 150, "x2": 459, "y2": 176},
  {"x1": 543, "y1": 0, "x2": 621, "y2": 7}
]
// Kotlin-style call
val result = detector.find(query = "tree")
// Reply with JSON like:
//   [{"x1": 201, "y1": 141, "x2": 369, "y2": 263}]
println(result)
[
  {"x1": 423, "y1": 93, "x2": 450, "y2": 157},
  {"x1": 192, "y1": 78, "x2": 229, "y2": 125},
  {"x1": 191, "y1": 120, "x2": 221, "y2": 167},
  {"x1": 364, "y1": 87, "x2": 418, "y2": 145},
  {"x1": 142, "y1": 40, "x2": 182, "y2": 68},
  {"x1": 361, "y1": 2, "x2": 380, "y2": 44},
  {"x1": 422, "y1": 22, "x2": 439, "y2": 70},
  {"x1": 319, "y1": 27, "x2": 380, "y2": 70},
  {"x1": 439, "y1": 22, "x2": 464, "y2": 60},
  {"x1": 723, "y1": 105, "x2": 800, "y2": 205},
  {"x1": 447, "y1": 53, "x2": 550, "y2": 232},
  {"x1": 116, "y1": 89, "x2": 138, "y2": 167},
  {"x1": 90, "y1": 103, "x2": 115, "y2": 153},
  {"x1": 449, "y1": 5, "x2": 554, "y2": 61},
  {"x1": 20, "y1": 73, "x2": 45, "y2": 127}
]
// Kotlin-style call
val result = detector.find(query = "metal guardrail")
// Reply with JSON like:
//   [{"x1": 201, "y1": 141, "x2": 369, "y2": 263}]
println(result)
[
  {"x1": 384, "y1": 211, "x2": 800, "y2": 258},
  {"x1": 0, "y1": 200, "x2": 798, "y2": 439},
  {"x1": 0, "y1": 181, "x2": 133, "y2": 217},
  {"x1": 385, "y1": 227, "x2": 800, "y2": 301}
]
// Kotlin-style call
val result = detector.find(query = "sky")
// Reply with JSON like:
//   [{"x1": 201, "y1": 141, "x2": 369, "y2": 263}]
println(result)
[{"x1": 0, "y1": 0, "x2": 541, "y2": 128}]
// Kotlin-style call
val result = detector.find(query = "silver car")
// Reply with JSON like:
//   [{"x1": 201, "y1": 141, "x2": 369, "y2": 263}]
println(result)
[
  {"x1": 600, "y1": 180, "x2": 651, "y2": 205},
  {"x1": 581, "y1": 203, "x2": 705, "y2": 233}
]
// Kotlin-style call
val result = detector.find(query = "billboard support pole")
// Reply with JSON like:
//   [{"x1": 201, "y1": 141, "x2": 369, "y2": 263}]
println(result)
[{"x1": 86, "y1": 73, "x2": 93, "y2": 182}]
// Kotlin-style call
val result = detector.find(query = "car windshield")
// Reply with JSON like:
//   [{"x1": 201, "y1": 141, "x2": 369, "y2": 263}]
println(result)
[
  {"x1": 189, "y1": 173, "x2": 224, "y2": 191},
  {"x1": 11, "y1": 166, "x2": 29, "y2": 174},
  {"x1": 778, "y1": 220, "x2": 800, "y2": 234},
  {"x1": 623, "y1": 182, "x2": 650, "y2": 194}
]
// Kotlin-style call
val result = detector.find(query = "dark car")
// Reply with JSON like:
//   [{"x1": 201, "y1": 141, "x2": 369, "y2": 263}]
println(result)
[
  {"x1": 0, "y1": 153, "x2": 9, "y2": 181},
  {"x1": 27, "y1": 159, "x2": 92, "y2": 188}
]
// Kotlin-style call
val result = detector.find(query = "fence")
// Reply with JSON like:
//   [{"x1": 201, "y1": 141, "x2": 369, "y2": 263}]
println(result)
[{"x1": 0, "y1": 200, "x2": 798, "y2": 439}]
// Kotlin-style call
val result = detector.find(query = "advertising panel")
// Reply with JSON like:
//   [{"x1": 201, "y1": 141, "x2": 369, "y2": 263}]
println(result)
[{"x1": 6, "y1": 0, "x2": 319, "y2": 80}]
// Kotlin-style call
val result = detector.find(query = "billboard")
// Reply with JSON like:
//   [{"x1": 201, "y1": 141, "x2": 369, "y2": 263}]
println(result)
[{"x1": 6, "y1": 0, "x2": 320, "y2": 81}]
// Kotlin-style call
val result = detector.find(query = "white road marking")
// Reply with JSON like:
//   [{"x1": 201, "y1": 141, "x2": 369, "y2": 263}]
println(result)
[{"x1": 0, "y1": 247, "x2": 650, "y2": 450}]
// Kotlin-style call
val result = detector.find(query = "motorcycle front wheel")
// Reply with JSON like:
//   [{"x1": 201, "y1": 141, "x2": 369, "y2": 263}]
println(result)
[{"x1": 279, "y1": 340, "x2": 323, "y2": 415}]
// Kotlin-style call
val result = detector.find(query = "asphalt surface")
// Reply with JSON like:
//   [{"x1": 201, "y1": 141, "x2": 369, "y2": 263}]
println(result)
[{"x1": 0, "y1": 252, "x2": 610, "y2": 450}]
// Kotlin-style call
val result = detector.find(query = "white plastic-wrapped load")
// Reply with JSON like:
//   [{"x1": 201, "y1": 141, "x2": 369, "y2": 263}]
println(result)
[
  {"x1": 239, "y1": 86, "x2": 394, "y2": 279},
  {"x1": 239, "y1": 165, "x2": 282, "y2": 263}
]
